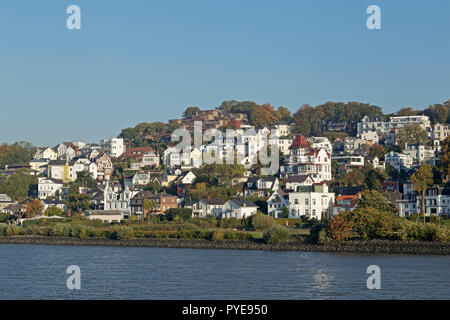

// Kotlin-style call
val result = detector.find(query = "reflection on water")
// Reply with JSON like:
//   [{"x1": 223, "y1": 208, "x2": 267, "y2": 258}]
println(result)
[
  {"x1": 313, "y1": 269, "x2": 332, "y2": 290},
  {"x1": 0, "y1": 244, "x2": 448, "y2": 300}
]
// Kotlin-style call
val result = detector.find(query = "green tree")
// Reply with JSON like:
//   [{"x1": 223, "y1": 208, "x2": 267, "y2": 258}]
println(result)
[
  {"x1": 396, "y1": 124, "x2": 428, "y2": 147},
  {"x1": 0, "y1": 170, "x2": 38, "y2": 202},
  {"x1": 183, "y1": 106, "x2": 201, "y2": 118},
  {"x1": 410, "y1": 164, "x2": 434, "y2": 223},
  {"x1": 358, "y1": 189, "x2": 396, "y2": 214}
]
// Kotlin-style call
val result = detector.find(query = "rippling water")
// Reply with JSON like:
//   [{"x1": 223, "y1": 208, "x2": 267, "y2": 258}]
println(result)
[{"x1": 0, "y1": 244, "x2": 448, "y2": 300}]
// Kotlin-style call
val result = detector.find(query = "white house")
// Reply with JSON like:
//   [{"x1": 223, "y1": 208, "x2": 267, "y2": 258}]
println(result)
[
  {"x1": 281, "y1": 135, "x2": 332, "y2": 182},
  {"x1": 285, "y1": 174, "x2": 316, "y2": 192},
  {"x1": 101, "y1": 138, "x2": 125, "y2": 158},
  {"x1": 267, "y1": 189, "x2": 289, "y2": 218},
  {"x1": 243, "y1": 176, "x2": 280, "y2": 197},
  {"x1": 221, "y1": 200, "x2": 258, "y2": 219},
  {"x1": 38, "y1": 177, "x2": 64, "y2": 199},
  {"x1": 34, "y1": 147, "x2": 58, "y2": 161},
  {"x1": 403, "y1": 144, "x2": 436, "y2": 167},
  {"x1": 192, "y1": 199, "x2": 224, "y2": 218},
  {"x1": 307, "y1": 137, "x2": 333, "y2": 154},
  {"x1": 104, "y1": 183, "x2": 138, "y2": 217},
  {"x1": 385, "y1": 151, "x2": 413, "y2": 172},
  {"x1": 288, "y1": 183, "x2": 335, "y2": 220}
]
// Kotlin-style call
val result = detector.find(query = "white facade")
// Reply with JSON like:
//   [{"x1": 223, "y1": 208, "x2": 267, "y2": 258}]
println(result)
[
  {"x1": 385, "y1": 151, "x2": 413, "y2": 172},
  {"x1": 288, "y1": 187, "x2": 335, "y2": 220},
  {"x1": 307, "y1": 137, "x2": 333, "y2": 154},
  {"x1": 38, "y1": 177, "x2": 64, "y2": 199},
  {"x1": 104, "y1": 183, "x2": 138, "y2": 215},
  {"x1": 221, "y1": 200, "x2": 258, "y2": 219},
  {"x1": 101, "y1": 138, "x2": 125, "y2": 158},
  {"x1": 403, "y1": 144, "x2": 436, "y2": 167},
  {"x1": 192, "y1": 199, "x2": 224, "y2": 218}
]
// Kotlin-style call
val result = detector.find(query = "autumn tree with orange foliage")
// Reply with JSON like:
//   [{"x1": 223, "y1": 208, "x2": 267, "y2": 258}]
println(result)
[
  {"x1": 249, "y1": 103, "x2": 278, "y2": 128},
  {"x1": 327, "y1": 214, "x2": 355, "y2": 241},
  {"x1": 25, "y1": 199, "x2": 43, "y2": 218}
]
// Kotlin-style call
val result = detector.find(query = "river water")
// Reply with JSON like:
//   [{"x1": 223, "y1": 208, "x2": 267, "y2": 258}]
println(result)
[{"x1": 0, "y1": 244, "x2": 448, "y2": 300}]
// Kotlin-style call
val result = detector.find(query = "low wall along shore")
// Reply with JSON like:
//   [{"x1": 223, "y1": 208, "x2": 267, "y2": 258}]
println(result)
[{"x1": 0, "y1": 236, "x2": 449, "y2": 255}]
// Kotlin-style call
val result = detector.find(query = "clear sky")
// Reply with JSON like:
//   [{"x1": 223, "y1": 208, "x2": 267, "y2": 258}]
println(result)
[{"x1": 1, "y1": 0, "x2": 449, "y2": 146}]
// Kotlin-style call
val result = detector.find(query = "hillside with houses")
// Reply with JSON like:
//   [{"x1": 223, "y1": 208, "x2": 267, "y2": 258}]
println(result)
[{"x1": 1, "y1": 99, "x2": 450, "y2": 243}]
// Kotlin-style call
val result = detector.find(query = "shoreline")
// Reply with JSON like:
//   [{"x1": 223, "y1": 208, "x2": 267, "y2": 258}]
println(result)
[{"x1": 0, "y1": 236, "x2": 449, "y2": 255}]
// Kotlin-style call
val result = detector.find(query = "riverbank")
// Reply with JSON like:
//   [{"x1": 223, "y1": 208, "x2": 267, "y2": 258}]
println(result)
[{"x1": 0, "y1": 235, "x2": 449, "y2": 255}]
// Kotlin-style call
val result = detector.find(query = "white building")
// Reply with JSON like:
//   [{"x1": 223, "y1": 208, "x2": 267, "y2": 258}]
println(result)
[
  {"x1": 288, "y1": 183, "x2": 335, "y2": 220},
  {"x1": 357, "y1": 115, "x2": 431, "y2": 136},
  {"x1": 104, "y1": 183, "x2": 138, "y2": 216},
  {"x1": 281, "y1": 135, "x2": 332, "y2": 182},
  {"x1": 38, "y1": 177, "x2": 64, "y2": 199},
  {"x1": 101, "y1": 138, "x2": 125, "y2": 158},
  {"x1": 72, "y1": 158, "x2": 98, "y2": 179},
  {"x1": 307, "y1": 137, "x2": 333, "y2": 154},
  {"x1": 267, "y1": 189, "x2": 289, "y2": 218},
  {"x1": 221, "y1": 200, "x2": 258, "y2": 219},
  {"x1": 403, "y1": 144, "x2": 436, "y2": 167},
  {"x1": 34, "y1": 147, "x2": 58, "y2": 161},
  {"x1": 192, "y1": 199, "x2": 224, "y2": 218},
  {"x1": 385, "y1": 151, "x2": 413, "y2": 172}
]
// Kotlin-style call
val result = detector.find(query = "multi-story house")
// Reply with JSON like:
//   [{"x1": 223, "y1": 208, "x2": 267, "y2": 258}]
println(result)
[
  {"x1": 72, "y1": 158, "x2": 98, "y2": 179},
  {"x1": 34, "y1": 147, "x2": 58, "y2": 161},
  {"x1": 271, "y1": 124, "x2": 291, "y2": 137},
  {"x1": 332, "y1": 154, "x2": 365, "y2": 174},
  {"x1": 385, "y1": 151, "x2": 413, "y2": 172},
  {"x1": 331, "y1": 193, "x2": 361, "y2": 216},
  {"x1": 357, "y1": 116, "x2": 385, "y2": 135},
  {"x1": 243, "y1": 177, "x2": 280, "y2": 197},
  {"x1": 38, "y1": 177, "x2": 64, "y2": 199},
  {"x1": 358, "y1": 131, "x2": 379, "y2": 145},
  {"x1": 403, "y1": 144, "x2": 436, "y2": 167},
  {"x1": 288, "y1": 183, "x2": 335, "y2": 220},
  {"x1": 387, "y1": 115, "x2": 431, "y2": 132},
  {"x1": 281, "y1": 135, "x2": 332, "y2": 182},
  {"x1": 29, "y1": 159, "x2": 49, "y2": 175},
  {"x1": 285, "y1": 174, "x2": 316, "y2": 192},
  {"x1": 96, "y1": 154, "x2": 113, "y2": 181},
  {"x1": 358, "y1": 115, "x2": 431, "y2": 135},
  {"x1": 101, "y1": 138, "x2": 125, "y2": 158},
  {"x1": 267, "y1": 189, "x2": 289, "y2": 218},
  {"x1": 432, "y1": 123, "x2": 450, "y2": 141},
  {"x1": 47, "y1": 160, "x2": 72, "y2": 183},
  {"x1": 192, "y1": 199, "x2": 224, "y2": 218},
  {"x1": 57, "y1": 143, "x2": 80, "y2": 160},
  {"x1": 130, "y1": 191, "x2": 178, "y2": 219},
  {"x1": 221, "y1": 200, "x2": 258, "y2": 219},
  {"x1": 104, "y1": 183, "x2": 138, "y2": 217},
  {"x1": 307, "y1": 137, "x2": 333, "y2": 154}
]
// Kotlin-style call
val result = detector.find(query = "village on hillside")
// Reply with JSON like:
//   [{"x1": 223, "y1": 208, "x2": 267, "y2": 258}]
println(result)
[{"x1": 1, "y1": 100, "x2": 450, "y2": 229}]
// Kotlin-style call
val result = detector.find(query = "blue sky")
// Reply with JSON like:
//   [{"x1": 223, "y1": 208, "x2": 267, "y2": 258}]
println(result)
[{"x1": 1, "y1": 0, "x2": 449, "y2": 146}]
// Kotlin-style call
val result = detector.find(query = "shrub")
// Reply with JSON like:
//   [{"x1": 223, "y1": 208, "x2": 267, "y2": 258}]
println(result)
[
  {"x1": 110, "y1": 226, "x2": 135, "y2": 240},
  {"x1": 5, "y1": 225, "x2": 20, "y2": 236},
  {"x1": 70, "y1": 225, "x2": 93, "y2": 238},
  {"x1": 22, "y1": 225, "x2": 40, "y2": 235},
  {"x1": 248, "y1": 213, "x2": 276, "y2": 231},
  {"x1": 48, "y1": 223, "x2": 71, "y2": 237},
  {"x1": 0, "y1": 224, "x2": 8, "y2": 236},
  {"x1": 219, "y1": 218, "x2": 243, "y2": 229},
  {"x1": 212, "y1": 230, "x2": 224, "y2": 241},
  {"x1": 263, "y1": 226, "x2": 290, "y2": 244}
]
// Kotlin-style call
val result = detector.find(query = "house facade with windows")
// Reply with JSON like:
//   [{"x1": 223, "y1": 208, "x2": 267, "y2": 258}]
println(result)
[
  {"x1": 288, "y1": 183, "x2": 335, "y2": 220},
  {"x1": 221, "y1": 200, "x2": 258, "y2": 219},
  {"x1": 192, "y1": 199, "x2": 224, "y2": 218},
  {"x1": 38, "y1": 177, "x2": 64, "y2": 199}
]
